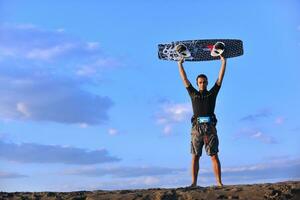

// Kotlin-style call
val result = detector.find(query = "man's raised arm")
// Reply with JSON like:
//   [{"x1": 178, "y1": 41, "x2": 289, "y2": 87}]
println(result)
[
  {"x1": 216, "y1": 55, "x2": 227, "y2": 86},
  {"x1": 178, "y1": 57, "x2": 191, "y2": 88}
]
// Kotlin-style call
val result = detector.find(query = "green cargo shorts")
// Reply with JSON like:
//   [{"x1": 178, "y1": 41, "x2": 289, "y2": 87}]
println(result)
[{"x1": 191, "y1": 123, "x2": 219, "y2": 156}]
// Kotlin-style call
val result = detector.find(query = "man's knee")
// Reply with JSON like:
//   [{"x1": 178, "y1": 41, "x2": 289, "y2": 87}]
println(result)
[
  {"x1": 210, "y1": 154, "x2": 219, "y2": 161},
  {"x1": 192, "y1": 154, "x2": 200, "y2": 161}
]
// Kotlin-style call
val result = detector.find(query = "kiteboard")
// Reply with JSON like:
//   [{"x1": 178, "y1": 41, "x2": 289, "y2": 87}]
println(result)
[{"x1": 158, "y1": 39, "x2": 243, "y2": 61}]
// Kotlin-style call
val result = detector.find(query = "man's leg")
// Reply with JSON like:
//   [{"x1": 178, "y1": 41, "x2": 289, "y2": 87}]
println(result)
[
  {"x1": 191, "y1": 154, "x2": 200, "y2": 186},
  {"x1": 211, "y1": 154, "x2": 223, "y2": 186}
]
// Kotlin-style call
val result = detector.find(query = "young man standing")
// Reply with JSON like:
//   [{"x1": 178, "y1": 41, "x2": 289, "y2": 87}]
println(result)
[{"x1": 178, "y1": 56, "x2": 226, "y2": 187}]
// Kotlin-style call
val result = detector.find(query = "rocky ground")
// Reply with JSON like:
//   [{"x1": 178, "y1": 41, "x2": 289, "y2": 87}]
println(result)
[{"x1": 1, "y1": 181, "x2": 299, "y2": 200}]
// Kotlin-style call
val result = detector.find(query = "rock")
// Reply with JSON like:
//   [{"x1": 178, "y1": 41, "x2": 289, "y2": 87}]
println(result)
[{"x1": 1, "y1": 181, "x2": 299, "y2": 200}]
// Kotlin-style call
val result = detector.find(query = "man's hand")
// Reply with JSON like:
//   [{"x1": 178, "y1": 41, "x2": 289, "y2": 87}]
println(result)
[{"x1": 178, "y1": 56, "x2": 185, "y2": 65}]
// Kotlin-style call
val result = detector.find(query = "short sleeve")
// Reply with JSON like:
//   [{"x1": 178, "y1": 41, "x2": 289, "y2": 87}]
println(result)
[
  {"x1": 186, "y1": 83, "x2": 198, "y2": 98},
  {"x1": 209, "y1": 82, "x2": 221, "y2": 96}
]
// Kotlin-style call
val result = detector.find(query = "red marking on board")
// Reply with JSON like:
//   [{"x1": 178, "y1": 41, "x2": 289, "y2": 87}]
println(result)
[{"x1": 206, "y1": 45, "x2": 214, "y2": 50}]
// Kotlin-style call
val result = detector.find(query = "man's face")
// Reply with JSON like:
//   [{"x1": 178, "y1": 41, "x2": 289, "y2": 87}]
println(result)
[{"x1": 197, "y1": 77, "x2": 208, "y2": 91}]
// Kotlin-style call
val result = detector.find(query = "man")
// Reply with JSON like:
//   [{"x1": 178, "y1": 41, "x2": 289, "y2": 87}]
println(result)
[{"x1": 178, "y1": 55, "x2": 226, "y2": 187}]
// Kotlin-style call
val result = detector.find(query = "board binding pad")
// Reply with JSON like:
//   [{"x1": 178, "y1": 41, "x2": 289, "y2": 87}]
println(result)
[{"x1": 158, "y1": 39, "x2": 243, "y2": 61}]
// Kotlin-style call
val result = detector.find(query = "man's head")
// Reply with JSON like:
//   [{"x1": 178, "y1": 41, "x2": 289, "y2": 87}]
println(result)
[{"x1": 196, "y1": 74, "x2": 208, "y2": 91}]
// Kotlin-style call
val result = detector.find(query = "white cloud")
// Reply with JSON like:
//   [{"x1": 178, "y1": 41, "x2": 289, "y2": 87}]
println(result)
[
  {"x1": 155, "y1": 101, "x2": 192, "y2": 135},
  {"x1": 0, "y1": 140, "x2": 121, "y2": 165},
  {"x1": 252, "y1": 131, "x2": 262, "y2": 138},
  {"x1": 195, "y1": 157, "x2": 300, "y2": 184},
  {"x1": 76, "y1": 66, "x2": 97, "y2": 76},
  {"x1": 86, "y1": 42, "x2": 99, "y2": 50},
  {"x1": 221, "y1": 158, "x2": 300, "y2": 179},
  {"x1": 240, "y1": 108, "x2": 272, "y2": 122},
  {"x1": 79, "y1": 123, "x2": 89, "y2": 128},
  {"x1": 62, "y1": 165, "x2": 186, "y2": 178},
  {"x1": 235, "y1": 127, "x2": 277, "y2": 144},
  {"x1": 76, "y1": 58, "x2": 122, "y2": 77},
  {"x1": 222, "y1": 164, "x2": 266, "y2": 173},
  {"x1": 108, "y1": 128, "x2": 119, "y2": 136},
  {"x1": 163, "y1": 103, "x2": 191, "y2": 122},
  {"x1": 0, "y1": 171, "x2": 28, "y2": 179},
  {"x1": 94, "y1": 176, "x2": 162, "y2": 190},
  {"x1": 4, "y1": 157, "x2": 300, "y2": 190},
  {"x1": 143, "y1": 176, "x2": 160, "y2": 185},
  {"x1": 55, "y1": 176, "x2": 166, "y2": 191},
  {"x1": 57, "y1": 157, "x2": 300, "y2": 191},
  {"x1": 0, "y1": 75, "x2": 114, "y2": 124},
  {"x1": 0, "y1": 24, "x2": 117, "y2": 125},
  {"x1": 156, "y1": 117, "x2": 167, "y2": 124},
  {"x1": 0, "y1": 23, "x2": 122, "y2": 75},
  {"x1": 16, "y1": 102, "x2": 31, "y2": 118},
  {"x1": 56, "y1": 28, "x2": 65, "y2": 33},
  {"x1": 26, "y1": 43, "x2": 75, "y2": 60}
]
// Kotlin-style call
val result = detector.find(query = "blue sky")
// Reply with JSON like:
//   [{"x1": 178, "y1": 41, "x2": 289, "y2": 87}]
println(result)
[{"x1": 0, "y1": 0, "x2": 300, "y2": 192}]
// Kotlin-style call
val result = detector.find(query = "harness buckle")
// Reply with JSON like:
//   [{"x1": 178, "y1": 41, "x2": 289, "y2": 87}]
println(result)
[{"x1": 197, "y1": 116, "x2": 211, "y2": 124}]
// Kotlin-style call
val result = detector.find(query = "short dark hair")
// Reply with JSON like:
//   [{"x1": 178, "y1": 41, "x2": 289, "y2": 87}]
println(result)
[{"x1": 196, "y1": 74, "x2": 208, "y2": 85}]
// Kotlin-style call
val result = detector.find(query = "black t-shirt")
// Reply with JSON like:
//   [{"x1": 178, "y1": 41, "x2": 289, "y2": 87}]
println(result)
[{"x1": 186, "y1": 82, "x2": 220, "y2": 117}]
